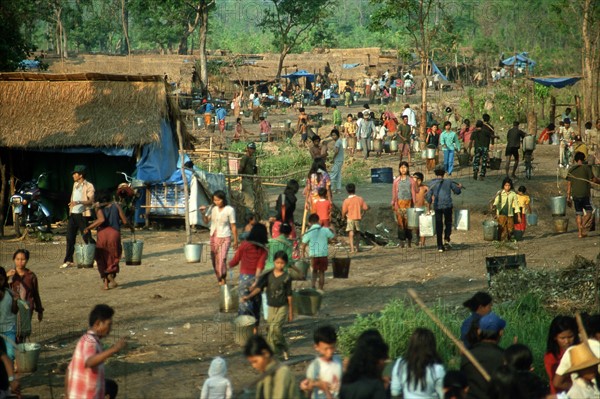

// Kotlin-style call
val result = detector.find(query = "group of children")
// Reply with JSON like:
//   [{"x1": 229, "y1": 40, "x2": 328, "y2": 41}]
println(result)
[{"x1": 491, "y1": 178, "x2": 531, "y2": 241}]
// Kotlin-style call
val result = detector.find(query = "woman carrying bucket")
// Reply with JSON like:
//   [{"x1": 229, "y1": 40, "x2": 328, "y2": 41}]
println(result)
[
  {"x1": 201, "y1": 190, "x2": 238, "y2": 287},
  {"x1": 84, "y1": 192, "x2": 129, "y2": 290},
  {"x1": 391, "y1": 162, "x2": 418, "y2": 248}
]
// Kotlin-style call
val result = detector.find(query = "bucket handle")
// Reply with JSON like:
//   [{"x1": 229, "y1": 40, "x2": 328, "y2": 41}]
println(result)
[{"x1": 333, "y1": 243, "x2": 351, "y2": 259}]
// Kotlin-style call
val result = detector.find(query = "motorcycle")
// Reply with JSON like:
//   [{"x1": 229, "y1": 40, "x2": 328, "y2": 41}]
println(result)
[{"x1": 10, "y1": 173, "x2": 52, "y2": 236}]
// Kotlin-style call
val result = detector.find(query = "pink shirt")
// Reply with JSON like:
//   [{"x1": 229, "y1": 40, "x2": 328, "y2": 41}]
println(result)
[{"x1": 67, "y1": 331, "x2": 105, "y2": 399}]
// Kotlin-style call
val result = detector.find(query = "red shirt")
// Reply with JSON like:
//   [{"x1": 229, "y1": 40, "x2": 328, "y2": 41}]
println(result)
[
  {"x1": 314, "y1": 199, "x2": 332, "y2": 222},
  {"x1": 544, "y1": 350, "x2": 566, "y2": 394},
  {"x1": 67, "y1": 331, "x2": 105, "y2": 399},
  {"x1": 228, "y1": 241, "x2": 267, "y2": 275}
]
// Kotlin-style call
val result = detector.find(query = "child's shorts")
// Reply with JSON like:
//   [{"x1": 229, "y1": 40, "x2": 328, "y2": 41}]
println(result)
[
  {"x1": 311, "y1": 256, "x2": 328, "y2": 272},
  {"x1": 346, "y1": 219, "x2": 361, "y2": 232},
  {"x1": 301, "y1": 133, "x2": 308, "y2": 142}
]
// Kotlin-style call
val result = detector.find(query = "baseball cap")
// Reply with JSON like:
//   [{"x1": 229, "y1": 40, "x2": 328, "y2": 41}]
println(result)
[
  {"x1": 479, "y1": 312, "x2": 506, "y2": 333},
  {"x1": 247, "y1": 142, "x2": 256, "y2": 150}
]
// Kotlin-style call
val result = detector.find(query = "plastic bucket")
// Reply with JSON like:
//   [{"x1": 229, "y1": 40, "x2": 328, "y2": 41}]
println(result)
[
  {"x1": 332, "y1": 257, "x2": 351, "y2": 278},
  {"x1": 290, "y1": 260, "x2": 309, "y2": 281},
  {"x1": 553, "y1": 217, "x2": 569, "y2": 233},
  {"x1": 75, "y1": 243, "x2": 95, "y2": 268},
  {"x1": 371, "y1": 167, "x2": 393, "y2": 184},
  {"x1": 482, "y1": 220, "x2": 499, "y2": 241},
  {"x1": 295, "y1": 289, "x2": 323, "y2": 315},
  {"x1": 390, "y1": 140, "x2": 398, "y2": 151},
  {"x1": 123, "y1": 239, "x2": 144, "y2": 265},
  {"x1": 184, "y1": 243, "x2": 203, "y2": 263},
  {"x1": 243, "y1": 110, "x2": 251, "y2": 117},
  {"x1": 454, "y1": 209, "x2": 470, "y2": 231},
  {"x1": 523, "y1": 135, "x2": 536, "y2": 151},
  {"x1": 342, "y1": 138, "x2": 348, "y2": 149},
  {"x1": 489, "y1": 158, "x2": 502, "y2": 170},
  {"x1": 356, "y1": 140, "x2": 363, "y2": 150},
  {"x1": 526, "y1": 213, "x2": 538, "y2": 226},
  {"x1": 419, "y1": 213, "x2": 436, "y2": 237},
  {"x1": 16, "y1": 343, "x2": 41, "y2": 373},
  {"x1": 458, "y1": 152, "x2": 470, "y2": 166},
  {"x1": 219, "y1": 284, "x2": 238, "y2": 313},
  {"x1": 550, "y1": 196, "x2": 567, "y2": 217},
  {"x1": 407, "y1": 208, "x2": 425, "y2": 228},
  {"x1": 232, "y1": 315, "x2": 256, "y2": 346}
]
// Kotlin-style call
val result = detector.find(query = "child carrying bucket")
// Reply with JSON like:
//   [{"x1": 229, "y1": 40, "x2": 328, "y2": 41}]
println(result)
[
  {"x1": 514, "y1": 186, "x2": 531, "y2": 240},
  {"x1": 492, "y1": 177, "x2": 520, "y2": 242}
]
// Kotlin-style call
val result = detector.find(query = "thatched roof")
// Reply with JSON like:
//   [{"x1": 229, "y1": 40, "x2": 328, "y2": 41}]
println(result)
[{"x1": 0, "y1": 73, "x2": 181, "y2": 149}]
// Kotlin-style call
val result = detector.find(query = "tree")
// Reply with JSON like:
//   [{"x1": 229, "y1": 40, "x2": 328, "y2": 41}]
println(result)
[
  {"x1": 0, "y1": 0, "x2": 42, "y2": 70},
  {"x1": 195, "y1": 0, "x2": 215, "y2": 96},
  {"x1": 371, "y1": 0, "x2": 454, "y2": 142},
  {"x1": 259, "y1": 0, "x2": 335, "y2": 79}
]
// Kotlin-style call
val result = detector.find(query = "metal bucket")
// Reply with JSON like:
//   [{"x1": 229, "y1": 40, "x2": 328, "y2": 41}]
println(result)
[
  {"x1": 123, "y1": 239, "x2": 144, "y2": 265},
  {"x1": 15, "y1": 343, "x2": 41, "y2": 373},
  {"x1": 421, "y1": 149, "x2": 427, "y2": 159},
  {"x1": 494, "y1": 150, "x2": 502, "y2": 159},
  {"x1": 75, "y1": 243, "x2": 96, "y2": 268},
  {"x1": 550, "y1": 196, "x2": 567, "y2": 216},
  {"x1": 290, "y1": 260, "x2": 309, "y2": 281},
  {"x1": 407, "y1": 207, "x2": 425, "y2": 228},
  {"x1": 390, "y1": 140, "x2": 398, "y2": 151},
  {"x1": 553, "y1": 217, "x2": 569, "y2": 233},
  {"x1": 454, "y1": 209, "x2": 470, "y2": 231},
  {"x1": 342, "y1": 138, "x2": 348, "y2": 149},
  {"x1": 348, "y1": 136, "x2": 357, "y2": 149},
  {"x1": 184, "y1": 243, "x2": 203, "y2": 263},
  {"x1": 295, "y1": 289, "x2": 323, "y2": 315},
  {"x1": 426, "y1": 148, "x2": 437, "y2": 159},
  {"x1": 356, "y1": 140, "x2": 363, "y2": 150},
  {"x1": 526, "y1": 213, "x2": 538, "y2": 226},
  {"x1": 482, "y1": 220, "x2": 499, "y2": 241},
  {"x1": 373, "y1": 139, "x2": 383, "y2": 151},
  {"x1": 219, "y1": 284, "x2": 238, "y2": 313},
  {"x1": 523, "y1": 135, "x2": 536, "y2": 151},
  {"x1": 284, "y1": 119, "x2": 292, "y2": 130},
  {"x1": 232, "y1": 315, "x2": 256, "y2": 346}
]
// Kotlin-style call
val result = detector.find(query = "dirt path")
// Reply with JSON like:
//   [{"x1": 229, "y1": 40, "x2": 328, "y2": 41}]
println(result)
[{"x1": 7, "y1": 131, "x2": 600, "y2": 398}]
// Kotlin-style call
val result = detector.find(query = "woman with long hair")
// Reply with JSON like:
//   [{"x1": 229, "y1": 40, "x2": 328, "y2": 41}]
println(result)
[
  {"x1": 272, "y1": 179, "x2": 300, "y2": 240},
  {"x1": 340, "y1": 332, "x2": 389, "y2": 399},
  {"x1": 391, "y1": 328, "x2": 445, "y2": 398},
  {"x1": 304, "y1": 158, "x2": 332, "y2": 213},
  {"x1": 229, "y1": 223, "x2": 268, "y2": 330},
  {"x1": 201, "y1": 190, "x2": 238, "y2": 286},
  {"x1": 391, "y1": 161, "x2": 418, "y2": 247},
  {"x1": 460, "y1": 291, "x2": 493, "y2": 348},
  {"x1": 84, "y1": 192, "x2": 129, "y2": 290},
  {"x1": 544, "y1": 315, "x2": 578, "y2": 394}
]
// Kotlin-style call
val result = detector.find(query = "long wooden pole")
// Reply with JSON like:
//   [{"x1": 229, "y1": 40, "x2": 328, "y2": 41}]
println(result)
[
  {"x1": 407, "y1": 288, "x2": 491, "y2": 382},
  {"x1": 177, "y1": 120, "x2": 192, "y2": 245}
]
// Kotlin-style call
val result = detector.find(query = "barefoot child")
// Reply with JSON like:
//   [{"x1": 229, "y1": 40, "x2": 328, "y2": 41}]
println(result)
[
  {"x1": 315, "y1": 187, "x2": 332, "y2": 228},
  {"x1": 243, "y1": 251, "x2": 293, "y2": 360},
  {"x1": 300, "y1": 325, "x2": 343, "y2": 399},
  {"x1": 341, "y1": 183, "x2": 369, "y2": 253},
  {"x1": 413, "y1": 172, "x2": 429, "y2": 247},
  {"x1": 514, "y1": 186, "x2": 531, "y2": 239},
  {"x1": 492, "y1": 177, "x2": 520, "y2": 242},
  {"x1": 301, "y1": 214, "x2": 334, "y2": 290},
  {"x1": 200, "y1": 357, "x2": 233, "y2": 399},
  {"x1": 391, "y1": 161, "x2": 418, "y2": 248}
]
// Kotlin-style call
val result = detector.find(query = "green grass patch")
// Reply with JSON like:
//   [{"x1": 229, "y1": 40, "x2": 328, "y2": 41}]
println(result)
[{"x1": 338, "y1": 294, "x2": 553, "y2": 380}]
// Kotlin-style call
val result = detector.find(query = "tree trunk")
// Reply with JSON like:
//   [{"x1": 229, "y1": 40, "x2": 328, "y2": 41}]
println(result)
[
  {"x1": 420, "y1": 56, "x2": 428, "y2": 142},
  {"x1": 198, "y1": 3, "x2": 209, "y2": 96},
  {"x1": 581, "y1": 0, "x2": 592, "y2": 122},
  {"x1": 178, "y1": 36, "x2": 188, "y2": 55},
  {"x1": 121, "y1": 0, "x2": 130, "y2": 55},
  {"x1": 276, "y1": 47, "x2": 289, "y2": 80}
]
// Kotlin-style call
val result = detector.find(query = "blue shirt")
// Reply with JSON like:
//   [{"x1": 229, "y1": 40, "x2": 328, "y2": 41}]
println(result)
[
  {"x1": 302, "y1": 224, "x2": 334, "y2": 257},
  {"x1": 440, "y1": 130, "x2": 460, "y2": 151},
  {"x1": 460, "y1": 313, "x2": 477, "y2": 348},
  {"x1": 216, "y1": 107, "x2": 227, "y2": 121},
  {"x1": 426, "y1": 178, "x2": 461, "y2": 210},
  {"x1": 204, "y1": 103, "x2": 214, "y2": 114}
]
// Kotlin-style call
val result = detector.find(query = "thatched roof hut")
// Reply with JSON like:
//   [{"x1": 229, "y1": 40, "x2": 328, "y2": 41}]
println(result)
[{"x1": 0, "y1": 72, "x2": 188, "y2": 149}]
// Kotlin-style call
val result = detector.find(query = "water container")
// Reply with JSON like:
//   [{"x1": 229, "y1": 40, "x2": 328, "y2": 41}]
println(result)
[
  {"x1": 371, "y1": 167, "x2": 393, "y2": 183},
  {"x1": 553, "y1": 217, "x2": 569, "y2": 233},
  {"x1": 184, "y1": 243, "x2": 203, "y2": 263},
  {"x1": 123, "y1": 239, "x2": 144, "y2": 265},
  {"x1": 332, "y1": 256, "x2": 351, "y2": 278},
  {"x1": 233, "y1": 315, "x2": 256, "y2": 346},
  {"x1": 290, "y1": 260, "x2": 309, "y2": 281},
  {"x1": 75, "y1": 243, "x2": 96, "y2": 268},
  {"x1": 407, "y1": 208, "x2": 425, "y2": 228},
  {"x1": 356, "y1": 140, "x2": 363, "y2": 150},
  {"x1": 342, "y1": 138, "x2": 348, "y2": 149},
  {"x1": 219, "y1": 284, "x2": 238, "y2": 313},
  {"x1": 419, "y1": 212, "x2": 436, "y2": 237},
  {"x1": 458, "y1": 152, "x2": 470, "y2": 166},
  {"x1": 550, "y1": 196, "x2": 567, "y2": 217},
  {"x1": 390, "y1": 140, "x2": 398, "y2": 151},
  {"x1": 373, "y1": 139, "x2": 383, "y2": 151},
  {"x1": 426, "y1": 148, "x2": 437, "y2": 159},
  {"x1": 482, "y1": 220, "x2": 499, "y2": 241},
  {"x1": 295, "y1": 289, "x2": 323, "y2": 315},
  {"x1": 454, "y1": 209, "x2": 470, "y2": 231},
  {"x1": 15, "y1": 343, "x2": 41, "y2": 373},
  {"x1": 526, "y1": 213, "x2": 538, "y2": 226},
  {"x1": 523, "y1": 135, "x2": 536, "y2": 151}
]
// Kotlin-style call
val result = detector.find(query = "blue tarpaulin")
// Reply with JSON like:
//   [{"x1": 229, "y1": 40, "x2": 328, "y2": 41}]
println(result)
[
  {"x1": 38, "y1": 147, "x2": 134, "y2": 156},
  {"x1": 502, "y1": 52, "x2": 536, "y2": 67},
  {"x1": 531, "y1": 77, "x2": 581, "y2": 88},
  {"x1": 431, "y1": 60, "x2": 448, "y2": 82},
  {"x1": 343, "y1": 63, "x2": 361, "y2": 69},
  {"x1": 281, "y1": 70, "x2": 315, "y2": 82},
  {"x1": 135, "y1": 119, "x2": 178, "y2": 183}
]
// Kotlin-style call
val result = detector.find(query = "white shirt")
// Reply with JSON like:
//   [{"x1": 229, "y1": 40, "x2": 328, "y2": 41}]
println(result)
[
  {"x1": 376, "y1": 125, "x2": 387, "y2": 140},
  {"x1": 208, "y1": 205, "x2": 236, "y2": 238},
  {"x1": 567, "y1": 377, "x2": 600, "y2": 398},
  {"x1": 323, "y1": 89, "x2": 331, "y2": 100},
  {"x1": 402, "y1": 108, "x2": 417, "y2": 128},
  {"x1": 306, "y1": 356, "x2": 343, "y2": 399}
]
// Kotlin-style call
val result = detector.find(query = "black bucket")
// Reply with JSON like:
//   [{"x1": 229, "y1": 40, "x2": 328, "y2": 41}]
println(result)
[
  {"x1": 371, "y1": 167, "x2": 393, "y2": 184},
  {"x1": 332, "y1": 257, "x2": 351, "y2": 278}
]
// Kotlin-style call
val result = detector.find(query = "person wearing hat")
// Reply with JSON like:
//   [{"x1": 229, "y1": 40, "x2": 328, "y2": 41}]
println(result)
[
  {"x1": 460, "y1": 312, "x2": 506, "y2": 399},
  {"x1": 239, "y1": 143, "x2": 257, "y2": 209},
  {"x1": 61, "y1": 165, "x2": 95, "y2": 268},
  {"x1": 564, "y1": 342, "x2": 600, "y2": 397},
  {"x1": 425, "y1": 165, "x2": 462, "y2": 252}
]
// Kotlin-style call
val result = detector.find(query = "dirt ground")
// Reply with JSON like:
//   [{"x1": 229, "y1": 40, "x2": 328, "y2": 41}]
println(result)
[{"x1": 7, "y1": 102, "x2": 600, "y2": 398}]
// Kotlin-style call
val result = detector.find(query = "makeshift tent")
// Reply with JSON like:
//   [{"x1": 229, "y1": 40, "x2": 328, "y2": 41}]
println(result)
[
  {"x1": 281, "y1": 69, "x2": 315, "y2": 82},
  {"x1": 409, "y1": 59, "x2": 449, "y2": 81},
  {"x1": 502, "y1": 52, "x2": 536, "y2": 68},
  {"x1": 530, "y1": 76, "x2": 581, "y2": 89},
  {"x1": 0, "y1": 72, "x2": 192, "y2": 221}
]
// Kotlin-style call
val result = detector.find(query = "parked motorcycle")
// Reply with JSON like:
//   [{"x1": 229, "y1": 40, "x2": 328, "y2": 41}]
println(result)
[{"x1": 10, "y1": 173, "x2": 52, "y2": 236}]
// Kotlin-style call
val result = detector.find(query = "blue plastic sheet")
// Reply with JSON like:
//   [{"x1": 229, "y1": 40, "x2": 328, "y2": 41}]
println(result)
[
  {"x1": 531, "y1": 77, "x2": 581, "y2": 88},
  {"x1": 502, "y1": 52, "x2": 536, "y2": 67},
  {"x1": 343, "y1": 63, "x2": 361, "y2": 69},
  {"x1": 281, "y1": 70, "x2": 315, "y2": 82},
  {"x1": 135, "y1": 120, "x2": 178, "y2": 183}
]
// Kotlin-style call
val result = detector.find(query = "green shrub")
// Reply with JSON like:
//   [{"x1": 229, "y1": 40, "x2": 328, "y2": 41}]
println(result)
[{"x1": 338, "y1": 294, "x2": 553, "y2": 381}]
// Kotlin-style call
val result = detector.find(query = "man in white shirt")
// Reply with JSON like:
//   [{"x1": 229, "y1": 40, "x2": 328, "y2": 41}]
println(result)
[{"x1": 323, "y1": 87, "x2": 332, "y2": 113}]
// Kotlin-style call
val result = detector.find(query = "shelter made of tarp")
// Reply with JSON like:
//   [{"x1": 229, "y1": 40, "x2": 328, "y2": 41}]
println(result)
[
  {"x1": 530, "y1": 76, "x2": 582, "y2": 89},
  {"x1": 502, "y1": 52, "x2": 536, "y2": 67},
  {"x1": 281, "y1": 69, "x2": 315, "y2": 82}
]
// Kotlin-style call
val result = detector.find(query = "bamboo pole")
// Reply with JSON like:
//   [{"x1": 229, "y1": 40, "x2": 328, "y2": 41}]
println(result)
[
  {"x1": 407, "y1": 288, "x2": 491, "y2": 382},
  {"x1": 177, "y1": 120, "x2": 192, "y2": 245},
  {"x1": 208, "y1": 137, "x2": 213, "y2": 172}
]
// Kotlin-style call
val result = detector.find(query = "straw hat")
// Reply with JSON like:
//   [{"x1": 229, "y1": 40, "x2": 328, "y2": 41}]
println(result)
[{"x1": 565, "y1": 343, "x2": 600, "y2": 374}]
